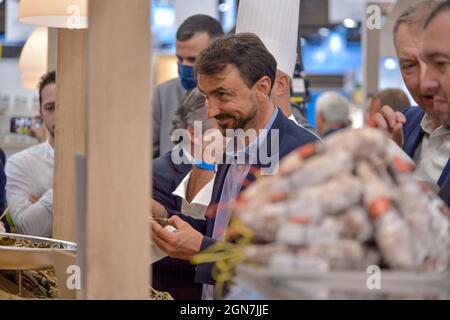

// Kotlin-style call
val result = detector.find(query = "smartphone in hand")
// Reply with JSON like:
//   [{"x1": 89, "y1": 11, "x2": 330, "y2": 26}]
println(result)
[{"x1": 10, "y1": 116, "x2": 42, "y2": 135}]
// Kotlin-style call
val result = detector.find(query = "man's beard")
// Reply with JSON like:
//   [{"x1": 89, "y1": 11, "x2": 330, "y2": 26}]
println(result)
[{"x1": 216, "y1": 97, "x2": 258, "y2": 132}]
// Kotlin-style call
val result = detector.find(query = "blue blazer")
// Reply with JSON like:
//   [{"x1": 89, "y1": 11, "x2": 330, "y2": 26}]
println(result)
[
  {"x1": 0, "y1": 159, "x2": 6, "y2": 215},
  {"x1": 152, "y1": 149, "x2": 203, "y2": 299},
  {"x1": 0, "y1": 157, "x2": 7, "y2": 232},
  {"x1": 152, "y1": 149, "x2": 191, "y2": 212},
  {"x1": 402, "y1": 106, "x2": 450, "y2": 187},
  {"x1": 169, "y1": 109, "x2": 321, "y2": 284},
  {"x1": 439, "y1": 175, "x2": 450, "y2": 208}
]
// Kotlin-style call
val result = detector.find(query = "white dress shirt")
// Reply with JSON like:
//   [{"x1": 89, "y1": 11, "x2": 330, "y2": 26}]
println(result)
[
  {"x1": 5, "y1": 141, "x2": 54, "y2": 237},
  {"x1": 413, "y1": 115, "x2": 450, "y2": 187},
  {"x1": 172, "y1": 171, "x2": 215, "y2": 220}
]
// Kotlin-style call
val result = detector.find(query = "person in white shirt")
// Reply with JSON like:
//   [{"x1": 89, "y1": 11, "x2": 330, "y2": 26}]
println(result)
[{"x1": 5, "y1": 71, "x2": 56, "y2": 237}]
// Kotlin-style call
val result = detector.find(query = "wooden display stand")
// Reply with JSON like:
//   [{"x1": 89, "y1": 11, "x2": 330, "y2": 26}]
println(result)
[
  {"x1": 53, "y1": 29, "x2": 86, "y2": 243},
  {"x1": 51, "y1": 0, "x2": 151, "y2": 299},
  {"x1": 82, "y1": 0, "x2": 151, "y2": 299}
]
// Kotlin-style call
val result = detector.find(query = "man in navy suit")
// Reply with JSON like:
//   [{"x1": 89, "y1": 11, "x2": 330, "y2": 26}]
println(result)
[
  {"x1": 375, "y1": 0, "x2": 450, "y2": 188},
  {"x1": 152, "y1": 88, "x2": 218, "y2": 300},
  {"x1": 150, "y1": 33, "x2": 320, "y2": 298},
  {"x1": 421, "y1": 0, "x2": 450, "y2": 206}
]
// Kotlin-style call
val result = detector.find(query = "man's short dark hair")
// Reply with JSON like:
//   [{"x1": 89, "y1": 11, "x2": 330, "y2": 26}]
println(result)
[
  {"x1": 195, "y1": 33, "x2": 277, "y2": 91},
  {"x1": 38, "y1": 70, "x2": 56, "y2": 106},
  {"x1": 176, "y1": 14, "x2": 224, "y2": 42},
  {"x1": 424, "y1": 0, "x2": 450, "y2": 29}
]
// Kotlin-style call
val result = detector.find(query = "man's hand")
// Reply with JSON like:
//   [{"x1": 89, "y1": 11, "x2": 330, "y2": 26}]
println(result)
[
  {"x1": 150, "y1": 215, "x2": 203, "y2": 261},
  {"x1": 150, "y1": 198, "x2": 167, "y2": 219},
  {"x1": 29, "y1": 123, "x2": 46, "y2": 143},
  {"x1": 374, "y1": 105, "x2": 406, "y2": 147}
]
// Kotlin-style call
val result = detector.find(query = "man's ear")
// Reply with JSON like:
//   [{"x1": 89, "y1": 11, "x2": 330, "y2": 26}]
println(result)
[
  {"x1": 275, "y1": 73, "x2": 289, "y2": 96},
  {"x1": 254, "y1": 76, "x2": 272, "y2": 102},
  {"x1": 316, "y1": 112, "x2": 325, "y2": 132}
]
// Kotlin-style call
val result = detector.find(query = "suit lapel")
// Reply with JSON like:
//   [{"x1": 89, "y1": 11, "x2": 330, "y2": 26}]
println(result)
[
  {"x1": 438, "y1": 158, "x2": 450, "y2": 187},
  {"x1": 404, "y1": 127, "x2": 424, "y2": 158}
]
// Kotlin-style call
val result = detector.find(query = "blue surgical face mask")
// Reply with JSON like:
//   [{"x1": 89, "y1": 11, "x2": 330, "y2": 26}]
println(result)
[{"x1": 178, "y1": 63, "x2": 197, "y2": 90}]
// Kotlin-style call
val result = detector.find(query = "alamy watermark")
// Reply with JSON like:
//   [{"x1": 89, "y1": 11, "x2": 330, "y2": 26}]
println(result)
[
  {"x1": 366, "y1": 265, "x2": 381, "y2": 290},
  {"x1": 66, "y1": 5, "x2": 84, "y2": 29},
  {"x1": 66, "y1": 264, "x2": 81, "y2": 290},
  {"x1": 366, "y1": 4, "x2": 382, "y2": 30}
]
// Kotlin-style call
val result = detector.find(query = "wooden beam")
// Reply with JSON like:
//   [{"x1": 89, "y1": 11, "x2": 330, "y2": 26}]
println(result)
[
  {"x1": 53, "y1": 29, "x2": 87, "y2": 242},
  {"x1": 47, "y1": 28, "x2": 58, "y2": 72},
  {"x1": 362, "y1": 2, "x2": 381, "y2": 104},
  {"x1": 83, "y1": 0, "x2": 151, "y2": 299}
]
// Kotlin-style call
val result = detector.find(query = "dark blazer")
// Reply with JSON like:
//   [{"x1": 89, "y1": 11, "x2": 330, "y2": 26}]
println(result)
[
  {"x1": 402, "y1": 107, "x2": 425, "y2": 158},
  {"x1": 169, "y1": 109, "x2": 321, "y2": 284},
  {"x1": 439, "y1": 174, "x2": 450, "y2": 207},
  {"x1": 151, "y1": 148, "x2": 203, "y2": 300},
  {"x1": 152, "y1": 149, "x2": 191, "y2": 212},
  {"x1": 0, "y1": 157, "x2": 6, "y2": 215},
  {"x1": 402, "y1": 106, "x2": 450, "y2": 187}
]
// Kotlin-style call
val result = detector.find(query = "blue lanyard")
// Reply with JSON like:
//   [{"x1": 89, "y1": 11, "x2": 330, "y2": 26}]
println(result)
[{"x1": 194, "y1": 160, "x2": 216, "y2": 171}]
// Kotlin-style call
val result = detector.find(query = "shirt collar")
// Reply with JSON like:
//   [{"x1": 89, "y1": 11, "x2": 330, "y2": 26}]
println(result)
[
  {"x1": 420, "y1": 114, "x2": 450, "y2": 137},
  {"x1": 45, "y1": 139, "x2": 54, "y2": 159},
  {"x1": 420, "y1": 114, "x2": 435, "y2": 136},
  {"x1": 172, "y1": 171, "x2": 215, "y2": 206}
]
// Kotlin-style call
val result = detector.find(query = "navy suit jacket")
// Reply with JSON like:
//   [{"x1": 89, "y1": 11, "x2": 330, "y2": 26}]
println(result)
[
  {"x1": 0, "y1": 155, "x2": 7, "y2": 231},
  {"x1": 402, "y1": 106, "x2": 450, "y2": 187},
  {"x1": 169, "y1": 109, "x2": 321, "y2": 284},
  {"x1": 0, "y1": 159, "x2": 6, "y2": 215},
  {"x1": 151, "y1": 149, "x2": 203, "y2": 299},
  {"x1": 152, "y1": 149, "x2": 191, "y2": 212},
  {"x1": 439, "y1": 174, "x2": 450, "y2": 207}
]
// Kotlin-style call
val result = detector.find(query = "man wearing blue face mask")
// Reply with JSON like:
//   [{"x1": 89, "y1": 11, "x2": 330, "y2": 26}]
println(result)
[{"x1": 152, "y1": 15, "x2": 224, "y2": 158}]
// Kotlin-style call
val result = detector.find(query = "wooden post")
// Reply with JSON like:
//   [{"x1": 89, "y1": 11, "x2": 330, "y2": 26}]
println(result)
[
  {"x1": 47, "y1": 28, "x2": 58, "y2": 72},
  {"x1": 83, "y1": 0, "x2": 151, "y2": 299},
  {"x1": 53, "y1": 29, "x2": 87, "y2": 242},
  {"x1": 362, "y1": 1, "x2": 382, "y2": 107}
]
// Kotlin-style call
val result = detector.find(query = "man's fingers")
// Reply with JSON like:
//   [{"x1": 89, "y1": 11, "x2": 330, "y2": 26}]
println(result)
[
  {"x1": 150, "y1": 199, "x2": 168, "y2": 219},
  {"x1": 150, "y1": 220, "x2": 172, "y2": 239},
  {"x1": 150, "y1": 221, "x2": 176, "y2": 252},
  {"x1": 374, "y1": 113, "x2": 389, "y2": 130},
  {"x1": 380, "y1": 105, "x2": 397, "y2": 128},
  {"x1": 168, "y1": 215, "x2": 186, "y2": 229},
  {"x1": 392, "y1": 122, "x2": 405, "y2": 147},
  {"x1": 394, "y1": 111, "x2": 407, "y2": 124}
]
